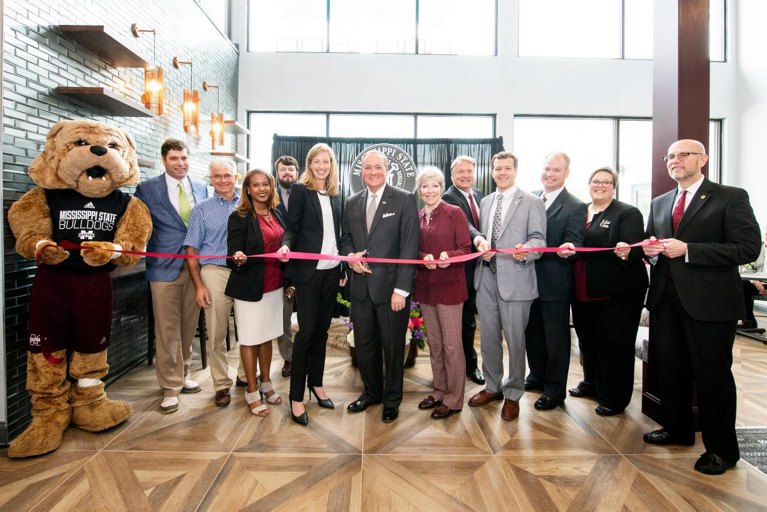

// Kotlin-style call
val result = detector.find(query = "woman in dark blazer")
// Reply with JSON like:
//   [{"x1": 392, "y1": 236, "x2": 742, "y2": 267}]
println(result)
[
  {"x1": 278, "y1": 143, "x2": 345, "y2": 426},
  {"x1": 413, "y1": 167, "x2": 473, "y2": 419},
  {"x1": 226, "y1": 169, "x2": 286, "y2": 417},
  {"x1": 570, "y1": 167, "x2": 648, "y2": 416}
]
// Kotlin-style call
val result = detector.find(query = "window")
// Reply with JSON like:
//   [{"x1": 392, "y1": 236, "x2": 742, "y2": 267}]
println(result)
[
  {"x1": 418, "y1": 0, "x2": 495, "y2": 55},
  {"x1": 519, "y1": 0, "x2": 726, "y2": 61},
  {"x1": 249, "y1": 113, "x2": 326, "y2": 169},
  {"x1": 329, "y1": 114, "x2": 414, "y2": 138},
  {"x1": 518, "y1": 0, "x2": 621, "y2": 59},
  {"x1": 249, "y1": 0, "x2": 327, "y2": 52},
  {"x1": 248, "y1": 112, "x2": 495, "y2": 166},
  {"x1": 512, "y1": 116, "x2": 723, "y2": 217},
  {"x1": 248, "y1": 0, "x2": 497, "y2": 55}
]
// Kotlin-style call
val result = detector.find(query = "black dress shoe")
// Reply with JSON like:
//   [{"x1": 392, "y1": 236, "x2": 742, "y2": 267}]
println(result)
[
  {"x1": 642, "y1": 428, "x2": 695, "y2": 446},
  {"x1": 534, "y1": 395, "x2": 563, "y2": 410},
  {"x1": 467, "y1": 368, "x2": 485, "y2": 385},
  {"x1": 347, "y1": 397, "x2": 379, "y2": 413},
  {"x1": 236, "y1": 376, "x2": 248, "y2": 387},
  {"x1": 595, "y1": 404, "x2": 622, "y2": 416},
  {"x1": 694, "y1": 452, "x2": 736, "y2": 475},
  {"x1": 524, "y1": 380, "x2": 543, "y2": 392},
  {"x1": 568, "y1": 382, "x2": 596, "y2": 398},
  {"x1": 382, "y1": 407, "x2": 399, "y2": 423}
]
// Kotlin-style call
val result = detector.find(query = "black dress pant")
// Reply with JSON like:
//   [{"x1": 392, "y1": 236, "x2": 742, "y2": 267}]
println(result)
[
  {"x1": 460, "y1": 279, "x2": 479, "y2": 372},
  {"x1": 352, "y1": 292, "x2": 410, "y2": 408},
  {"x1": 651, "y1": 280, "x2": 740, "y2": 463},
  {"x1": 525, "y1": 299, "x2": 571, "y2": 401},
  {"x1": 289, "y1": 268, "x2": 338, "y2": 402},
  {"x1": 572, "y1": 290, "x2": 644, "y2": 412}
]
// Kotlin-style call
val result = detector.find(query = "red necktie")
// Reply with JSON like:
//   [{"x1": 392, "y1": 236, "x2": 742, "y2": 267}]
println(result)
[
  {"x1": 672, "y1": 189, "x2": 687, "y2": 232},
  {"x1": 468, "y1": 193, "x2": 480, "y2": 227}
]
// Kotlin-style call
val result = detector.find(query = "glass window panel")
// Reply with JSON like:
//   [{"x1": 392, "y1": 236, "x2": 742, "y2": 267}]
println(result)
[
  {"x1": 249, "y1": 0, "x2": 327, "y2": 52},
  {"x1": 624, "y1": 0, "x2": 653, "y2": 59},
  {"x1": 617, "y1": 120, "x2": 652, "y2": 218},
  {"x1": 417, "y1": 115, "x2": 494, "y2": 138},
  {"x1": 329, "y1": 0, "x2": 416, "y2": 54},
  {"x1": 418, "y1": 0, "x2": 495, "y2": 55},
  {"x1": 248, "y1": 113, "x2": 327, "y2": 170},
  {"x1": 512, "y1": 118, "x2": 614, "y2": 202},
  {"x1": 708, "y1": 120, "x2": 721, "y2": 182},
  {"x1": 518, "y1": 0, "x2": 621, "y2": 58},
  {"x1": 329, "y1": 114, "x2": 414, "y2": 138},
  {"x1": 709, "y1": 0, "x2": 725, "y2": 61}
]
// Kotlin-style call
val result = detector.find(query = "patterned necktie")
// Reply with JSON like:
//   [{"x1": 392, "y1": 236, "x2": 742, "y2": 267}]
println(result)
[
  {"x1": 178, "y1": 182, "x2": 191, "y2": 226},
  {"x1": 366, "y1": 193, "x2": 377, "y2": 233},
  {"x1": 542, "y1": 193, "x2": 548, "y2": 210},
  {"x1": 672, "y1": 189, "x2": 687, "y2": 232},
  {"x1": 468, "y1": 192, "x2": 480, "y2": 227},
  {"x1": 489, "y1": 194, "x2": 503, "y2": 272}
]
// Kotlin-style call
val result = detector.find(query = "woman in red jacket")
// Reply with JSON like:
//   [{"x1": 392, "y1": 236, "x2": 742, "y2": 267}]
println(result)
[{"x1": 414, "y1": 167, "x2": 473, "y2": 419}]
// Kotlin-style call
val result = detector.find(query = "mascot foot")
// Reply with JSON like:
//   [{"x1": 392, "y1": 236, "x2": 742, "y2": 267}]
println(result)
[
  {"x1": 8, "y1": 408, "x2": 72, "y2": 458},
  {"x1": 71, "y1": 383, "x2": 132, "y2": 432}
]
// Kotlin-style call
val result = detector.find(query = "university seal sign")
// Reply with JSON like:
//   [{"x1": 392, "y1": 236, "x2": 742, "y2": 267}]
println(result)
[{"x1": 349, "y1": 143, "x2": 417, "y2": 194}]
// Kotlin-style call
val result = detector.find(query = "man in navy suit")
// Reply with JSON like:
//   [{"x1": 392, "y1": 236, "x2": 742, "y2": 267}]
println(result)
[
  {"x1": 135, "y1": 139, "x2": 209, "y2": 413},
  {"x1": 341, "y1": 149, "x2": 419, "y2": 423},
  {"x1": 442, "y1": 155, "x2": 485, "y2": 385},
  {"x1": 642, "y1": 139, "x2": 761, "y2": 475},
  {"x1": 524, "y1": 152, "x2": 585, "y2": 411},
  {"x1": 273, "y1": 155, "x2": 299, "y2": 378}
]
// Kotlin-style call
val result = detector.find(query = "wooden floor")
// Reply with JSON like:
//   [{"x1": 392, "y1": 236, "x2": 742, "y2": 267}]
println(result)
[{"x1": 3, "y1": 317, "x2": 767, "y2": 511}]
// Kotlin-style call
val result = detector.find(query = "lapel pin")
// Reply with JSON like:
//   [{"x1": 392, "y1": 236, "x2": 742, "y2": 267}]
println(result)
[{"x1": 700, "y1": 195, "x2": 706, "y2": 199}]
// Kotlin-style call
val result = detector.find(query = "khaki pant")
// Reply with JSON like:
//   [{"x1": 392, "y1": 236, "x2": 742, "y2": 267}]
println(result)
[
  {"x1": 201, "y1": 265, "x2": 237, "y2": 390},
  {"x1": 150, "y1": 266, "x2": 200, "y2": 397}
]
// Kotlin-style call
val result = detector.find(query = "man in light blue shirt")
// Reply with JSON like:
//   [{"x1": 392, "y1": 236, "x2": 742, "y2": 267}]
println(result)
[{"x1": 184, "y1": 159, "x2": 240, "y2": 407}]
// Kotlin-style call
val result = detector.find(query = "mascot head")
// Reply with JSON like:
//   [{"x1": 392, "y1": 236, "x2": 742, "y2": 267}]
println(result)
[{"x1": 28, "y1": 120, "x2": 139, "y2": 198}]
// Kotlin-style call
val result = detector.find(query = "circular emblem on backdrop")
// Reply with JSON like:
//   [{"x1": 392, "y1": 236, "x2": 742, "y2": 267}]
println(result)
[{"x1": 348, "y1": 143, "x2": 417, "y2": 194}]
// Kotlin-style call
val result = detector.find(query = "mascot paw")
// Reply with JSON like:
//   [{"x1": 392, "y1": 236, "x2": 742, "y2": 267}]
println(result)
[
  {"x1": 71, "y1": 384, "x2": 132, "y2": 432},
  {"x1": 80, "y1": 241, "x2": 116, "y2": 266},
  {"x1": 39, "y1": 243, "x2": 69, "y2": 265},
  {"x1": 7, "y1": 408, "x2": 72, "y2": 458}
]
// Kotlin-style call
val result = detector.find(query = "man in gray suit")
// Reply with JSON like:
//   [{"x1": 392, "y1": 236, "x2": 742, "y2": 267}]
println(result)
[
  {"x1": 340, "y1": 149, "x2": 419, "y2": 423},
  {"x1": 135, "y1": 139, "x2": 209, "y2": 413},
  {"x1": 468, "y1": 151, "x2": 546, "y2": 421}
]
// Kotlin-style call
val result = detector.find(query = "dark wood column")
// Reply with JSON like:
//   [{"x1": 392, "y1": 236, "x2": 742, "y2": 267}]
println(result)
[{"x1": 642, "y1": 0, "x2": 710, "y2": 425}]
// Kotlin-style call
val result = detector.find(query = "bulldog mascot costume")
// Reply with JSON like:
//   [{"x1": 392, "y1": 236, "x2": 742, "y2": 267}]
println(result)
[{"x1": 7, "y1": 119, "x2": 152, "y2": 458}]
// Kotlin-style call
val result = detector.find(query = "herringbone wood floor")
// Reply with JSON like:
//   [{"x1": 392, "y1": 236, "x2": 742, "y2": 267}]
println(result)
[{"x1": 3, "y1": 317, "x2": 767, "y2": 511}]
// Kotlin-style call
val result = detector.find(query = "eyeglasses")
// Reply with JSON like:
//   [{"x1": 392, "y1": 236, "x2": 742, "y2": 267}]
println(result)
[
  {"x1": 589, "y1": 179, "x2": 614, "y2": 187},
  {"x1": 662, "y1": 152, "x2": 703, "y2": 163},
  {"x1": 211, "y1": 174, "x2": 235, "y2": 181}
]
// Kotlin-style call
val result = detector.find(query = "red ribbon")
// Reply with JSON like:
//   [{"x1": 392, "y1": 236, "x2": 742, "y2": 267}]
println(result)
[{"x1": 56, "y1": 239, "x2": 652, "y2": 266}]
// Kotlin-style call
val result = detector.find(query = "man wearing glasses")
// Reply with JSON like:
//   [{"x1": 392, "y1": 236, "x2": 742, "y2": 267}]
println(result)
[
  {"x1": 642, "y1": 139, "x2": 761, "y2": 475},
  {"x1": 184, "y1": 160, "x2": 240, "y2": 408}
]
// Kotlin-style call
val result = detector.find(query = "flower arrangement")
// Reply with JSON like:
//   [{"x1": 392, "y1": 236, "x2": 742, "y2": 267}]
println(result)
[
  {"x1": 408, "y1": 300, "x2": 426, "y2": 349},
  {"x1": 336, "y1": 292, "x2": 353, "y2": 331}
]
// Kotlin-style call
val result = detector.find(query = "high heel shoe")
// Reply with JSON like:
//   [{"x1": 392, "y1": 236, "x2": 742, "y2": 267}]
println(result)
[
  {"x1": 308, "y1": 386, "x2": 335, "y2": 409},
  {"x1": 291, "y1": 401, "x2": 309, "y2": 426}
]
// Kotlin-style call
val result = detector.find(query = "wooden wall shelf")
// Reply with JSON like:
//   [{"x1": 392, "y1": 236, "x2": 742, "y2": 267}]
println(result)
[
  {"x1": 137, "y1": 158, "x2": 155, "y2": 168},
  {"x1": 210, "y1": 151, "x2": 250, "y2": 164},
  {"x1": 56, "y1": 87, "x2": 154, "y2": 117},
  {"x1": 224, "y1": 120, "x2": 250, "y2": 135},
  {"x1": 57, "y1": 25, "x2": 150, "y2": 68}
]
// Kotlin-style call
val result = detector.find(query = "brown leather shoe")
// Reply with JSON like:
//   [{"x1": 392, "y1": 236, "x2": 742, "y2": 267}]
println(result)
[
  {"x1": 418, "y1": 395, "x2": 442, "y2": 410},
  {"x1": 501, "y1": 399, "x2": 519, "y2": 421},
  {"x1": 214, "y1": 389, "x2": 231, "y2": 407},
  {"x1": 281, "y1": 361, "x2": 292, "y2": 378},
  {"x1": 468, "y1": 389, "x2": 504, "y2": 407}
]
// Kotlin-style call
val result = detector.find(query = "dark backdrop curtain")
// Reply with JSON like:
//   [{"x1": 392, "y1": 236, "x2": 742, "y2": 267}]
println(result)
[{"x1": 271, "y1": 135, "x2": 505, "y2": 205}]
